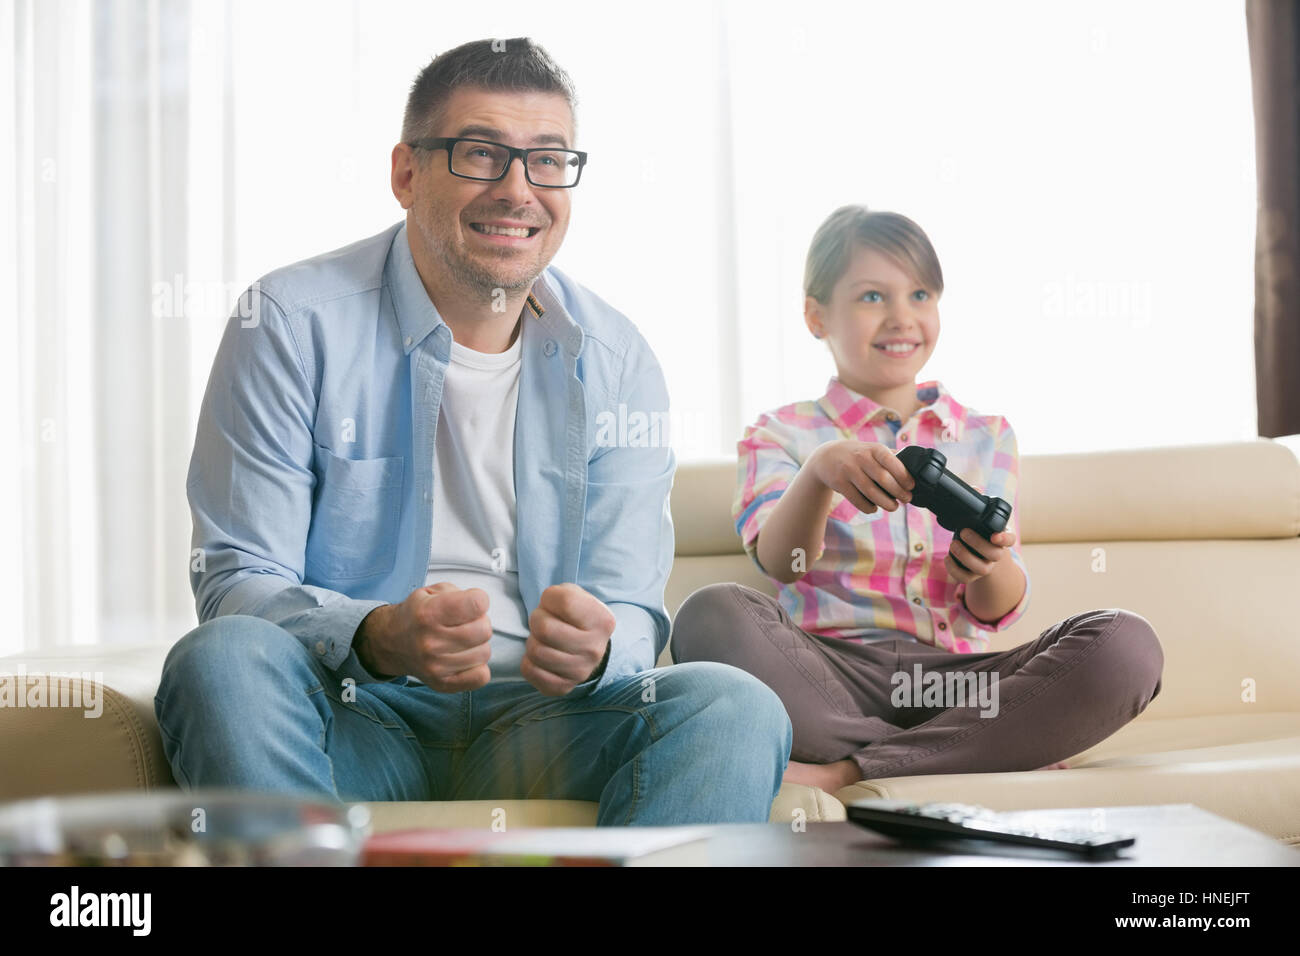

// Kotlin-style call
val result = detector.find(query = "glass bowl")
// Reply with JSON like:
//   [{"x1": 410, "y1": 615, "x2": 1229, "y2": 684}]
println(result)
[{"x1": 0, "y1": 789, "x2": 372, "y2": 866}]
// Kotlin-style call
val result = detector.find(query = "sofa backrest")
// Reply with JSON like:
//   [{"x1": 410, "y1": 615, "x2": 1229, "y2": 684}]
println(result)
[{"x1": 665, "y1": 439, "x2": 1300, "y2": 720}]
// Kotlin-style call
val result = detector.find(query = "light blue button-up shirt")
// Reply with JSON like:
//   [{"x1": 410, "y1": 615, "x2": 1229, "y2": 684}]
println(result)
[{"x1": 187, "y1": 221, "x2": 675, "y2": 696}]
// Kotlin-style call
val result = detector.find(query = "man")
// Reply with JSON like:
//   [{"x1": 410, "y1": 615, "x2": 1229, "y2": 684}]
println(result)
[{"x1": 155, "y1": 37, "x2": 792, "y2": 826}]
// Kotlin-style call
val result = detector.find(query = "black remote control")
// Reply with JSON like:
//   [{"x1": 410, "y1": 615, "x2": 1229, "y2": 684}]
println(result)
[
  {"x1": 895, "y1": 445, "x2": 1012, "y2": 541},
  {"x1": 847, "y1": 799, "x2": 1136, "y2": 859}
]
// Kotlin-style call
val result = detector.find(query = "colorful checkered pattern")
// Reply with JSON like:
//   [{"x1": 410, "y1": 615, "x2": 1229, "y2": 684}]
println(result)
[{"x1": 733, "y1": 378, "x2": 1031, "y2": 652}]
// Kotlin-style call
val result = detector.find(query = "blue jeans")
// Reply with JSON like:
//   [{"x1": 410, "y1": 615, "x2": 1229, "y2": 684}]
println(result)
[{"x1": 154, "y1": 615, "x2": 793, "y2": 826}]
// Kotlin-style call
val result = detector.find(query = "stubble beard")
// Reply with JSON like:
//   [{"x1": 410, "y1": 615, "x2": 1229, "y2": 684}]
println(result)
[{"x1": 414, "y1": 199, "x2": 542, "y2": 300}]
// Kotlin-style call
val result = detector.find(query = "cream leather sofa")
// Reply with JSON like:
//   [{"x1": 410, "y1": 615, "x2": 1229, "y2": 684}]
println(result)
[{"x1": 3, "y1": 440, "x2": 1299, "y2": 844}]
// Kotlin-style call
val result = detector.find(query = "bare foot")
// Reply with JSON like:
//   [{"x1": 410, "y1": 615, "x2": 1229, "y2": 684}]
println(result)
[{"x1": 783, "y1": 758, "x2": 862, "y2": 792}]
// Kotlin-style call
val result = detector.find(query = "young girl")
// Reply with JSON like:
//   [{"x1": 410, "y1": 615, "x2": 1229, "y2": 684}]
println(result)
[{"x1": 670, "y1": 205, "x2": 1164, "y2": 794}]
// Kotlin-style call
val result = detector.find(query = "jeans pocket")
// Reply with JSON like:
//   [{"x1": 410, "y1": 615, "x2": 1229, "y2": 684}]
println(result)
[{"x1": 327, "y1": 683, "x2": 402, "y2": 728}]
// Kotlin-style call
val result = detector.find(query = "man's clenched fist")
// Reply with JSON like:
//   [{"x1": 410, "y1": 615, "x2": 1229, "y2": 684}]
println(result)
[
  {"x1": 522, "y1": 583, "x2": 616, "y2": 697},
  {"x1": 354, "y1": 582, "x2": 493, "y2": 692}
]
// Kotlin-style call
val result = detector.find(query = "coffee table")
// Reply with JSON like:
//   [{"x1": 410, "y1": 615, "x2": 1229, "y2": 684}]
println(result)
[{"x1": 688, "y1": 804, "x2": 1299, "y2": 866}]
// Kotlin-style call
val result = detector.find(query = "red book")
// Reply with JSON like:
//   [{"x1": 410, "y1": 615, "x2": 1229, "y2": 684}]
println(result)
[{"x1": 362, "y1": 826, "x2": 714, "y2": 867}]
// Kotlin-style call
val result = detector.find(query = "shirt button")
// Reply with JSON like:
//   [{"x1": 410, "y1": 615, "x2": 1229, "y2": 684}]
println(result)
[
  {"x1": 938, "y1": 622, "x2": 948, "y2": 630},
  {"x1": 886, "y1": 413, "x2": 899, "y2": 422},
  {"x1": 404, "y1": 336, "x2": 412, "y2": 348},
  {"x1": 543, "y1": 340, "x2": 557, "y2": 357},
  {"x1": 900, "y1": 433, "x2": 909, "y2": 441},
  {"x1": 913, "y1": 542, "x2": 923, "y2": 552},
  {"x1": 912, "y1": 597, "x2": 922, "y2": 605},
  {"x1": 315, "y1": 641, "x2": 327, "y2": 656}
]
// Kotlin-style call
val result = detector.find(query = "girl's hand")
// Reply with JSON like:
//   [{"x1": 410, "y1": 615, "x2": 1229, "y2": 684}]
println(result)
[
  {"x1": 808, "y1": 440, "x2": 915, "y2": 514},
  {"x1": 946, "y1": 528, "x2": 1016, "y2": 584}
]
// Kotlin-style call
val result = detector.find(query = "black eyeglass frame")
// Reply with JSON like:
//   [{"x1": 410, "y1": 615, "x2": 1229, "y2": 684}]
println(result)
[{"x1": 406, "y1": 137, "x2": 588, "y2": 188}]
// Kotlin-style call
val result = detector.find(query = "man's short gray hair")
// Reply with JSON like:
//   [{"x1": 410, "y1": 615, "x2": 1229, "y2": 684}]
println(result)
[{"x1": 401, "y1": 37, "x2": 579, "y2": 156}]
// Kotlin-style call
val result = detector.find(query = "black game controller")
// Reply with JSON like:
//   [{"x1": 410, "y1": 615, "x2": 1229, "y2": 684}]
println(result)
[{"x1": 895, "y1": 445, "x2": 1012, "y2": 542}]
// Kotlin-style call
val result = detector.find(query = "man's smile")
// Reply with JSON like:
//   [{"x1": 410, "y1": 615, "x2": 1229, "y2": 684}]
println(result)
[{"x1": 468, "y1": 219, "x2": 543, "y2": 244}]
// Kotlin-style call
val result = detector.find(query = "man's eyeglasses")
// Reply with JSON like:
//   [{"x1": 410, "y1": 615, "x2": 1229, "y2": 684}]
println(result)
[{"x1": 407, "y1": 137, "x2": 588, "y2": 188}]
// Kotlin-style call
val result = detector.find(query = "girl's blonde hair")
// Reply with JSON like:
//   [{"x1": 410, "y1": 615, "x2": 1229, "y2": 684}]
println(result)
[{"x1": 803, "y1": 205, "x2": 944, "y2": 304}]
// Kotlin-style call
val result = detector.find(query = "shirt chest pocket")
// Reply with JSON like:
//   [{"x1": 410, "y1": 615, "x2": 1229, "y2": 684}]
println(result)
[{"x1": 305, "y1": 443, "x2": 405, "y2": 580}]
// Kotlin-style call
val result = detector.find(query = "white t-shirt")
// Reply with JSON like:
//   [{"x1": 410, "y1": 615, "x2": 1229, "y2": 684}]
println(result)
[{"x1": 425, "y1": 325, "x2": 529, "y2": 683}]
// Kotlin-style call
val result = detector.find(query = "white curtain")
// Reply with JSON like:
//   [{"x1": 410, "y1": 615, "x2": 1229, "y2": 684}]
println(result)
[
  {"x1": 6, "y1": 0, "x2": 103, "y2": 657},
  {"x1": 6, "y1": 0, "x2": 206, "y2": 655},
  {"x1": 5, "y1": 0, "x2": 1261, "y2": 656}
]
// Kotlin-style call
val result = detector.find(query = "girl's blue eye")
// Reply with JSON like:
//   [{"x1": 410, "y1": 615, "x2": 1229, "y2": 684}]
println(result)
[{"x1": 861, "y1": 289, "x2": 930, "y2": 302}]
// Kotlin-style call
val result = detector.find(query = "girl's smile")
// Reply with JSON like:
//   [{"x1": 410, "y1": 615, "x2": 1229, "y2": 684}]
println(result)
[{"x1": 873, "y1": 341, "x2": 922, "y2": 357}]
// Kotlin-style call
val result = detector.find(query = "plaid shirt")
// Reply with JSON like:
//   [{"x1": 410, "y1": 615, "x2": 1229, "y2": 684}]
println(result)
[{"x1": 733, "y1": 378, "x2": 1030, "y2": 652}]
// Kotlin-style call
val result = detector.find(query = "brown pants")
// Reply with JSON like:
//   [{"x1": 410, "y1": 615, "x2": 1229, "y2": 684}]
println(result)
[{"x1": 669, "y1": 583, "x2": 1164, "y2": 779}]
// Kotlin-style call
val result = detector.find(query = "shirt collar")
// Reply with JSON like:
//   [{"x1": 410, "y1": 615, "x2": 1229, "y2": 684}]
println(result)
[
  {"x1": 386, "y1": 221, "x2": 579, "y2": 356},
  {"x1": 818, "y1": 377, "x2": 970, "y2": 435}
]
